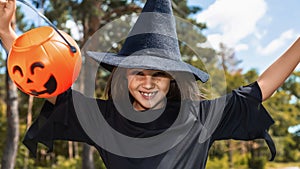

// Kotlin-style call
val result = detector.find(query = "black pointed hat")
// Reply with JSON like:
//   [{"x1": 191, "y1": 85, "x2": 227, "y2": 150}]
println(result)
[{"x1": 87, "y1": 0, "x2": 209, "y2": 82}]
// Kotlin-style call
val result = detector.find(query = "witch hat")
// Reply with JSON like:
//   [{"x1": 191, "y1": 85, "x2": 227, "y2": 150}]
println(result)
[{"x1": 87, "y1": 0, "x2": 209, "y2": 82}]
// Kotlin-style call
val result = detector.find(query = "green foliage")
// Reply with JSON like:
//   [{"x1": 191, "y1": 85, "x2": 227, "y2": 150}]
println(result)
[
  {"x1": 94, "y1": 155, "x2": 107, "y2": 169},
  {"x1": 248, "y1": 156, "x2": 267, "y2": 169},
  {"x1": 282, "y1": 71, "x2": 300, "y2": 98},
  {"x1": 264, "y1": 72, "x2": 300, "y2": 137},
  {"x1": 247, "y1": 140, "x2": 269, "y2": 169},
  {"x1": 53, "y1": 156, "x2": 82, "y2": 169},
  {"x1": 206, "y1": 155, "x2": 229, "y2": 169},
  {"x1": 15, "y1": 144, "x2": 35, "y2": 169},
  {"x1": 243, "y1": 69, "x2": 259, "y2": 84},
  {"x1": 263, "y1": 73, "x2": 300, "y2": 163},
  {"x1": 209, "y1": 141, "x2": 227, "y2": 159},
  {"x1": 233, "y1": 152, "x2": 248, "y2": 167},
  {"x1": 282, "y1": 135, "x2": 300, "y2": 162}
]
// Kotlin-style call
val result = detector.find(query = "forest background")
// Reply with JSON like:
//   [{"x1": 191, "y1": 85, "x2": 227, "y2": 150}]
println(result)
[{"x1": 0, "y1": 0, "x2": 299, "y2": 169}]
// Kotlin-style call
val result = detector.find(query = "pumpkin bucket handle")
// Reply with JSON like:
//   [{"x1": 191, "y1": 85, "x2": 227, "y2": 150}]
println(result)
[{"x1": 17, "y1": 0, "x2": 77, "y2": 53}]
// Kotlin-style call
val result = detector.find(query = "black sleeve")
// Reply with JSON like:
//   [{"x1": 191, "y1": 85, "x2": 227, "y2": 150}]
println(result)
[
  {"x1": 202, "y1": 82, "x2": 276, "y2": 160},
  {"x1": 22, "y1": 89, "x2": 97, "y2": 157}
]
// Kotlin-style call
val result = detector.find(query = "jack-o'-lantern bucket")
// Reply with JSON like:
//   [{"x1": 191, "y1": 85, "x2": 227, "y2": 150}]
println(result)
[{"x1": 7, "y1": 26, "x2": 82, "y2": 98}]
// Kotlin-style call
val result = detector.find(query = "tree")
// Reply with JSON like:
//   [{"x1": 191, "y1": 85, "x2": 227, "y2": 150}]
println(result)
[
  {"x1": 1, "y1": 14, "x2": 19, "y2": 169},
  {"x1": 0, "y1": 4, "x2": 41, "y2": 169},
  {"x1": 263, "y1": 71, "x2": 300, "y2": 162},
  {"x1": 0, "y1": 0, "x2": 214, "y2": 168}
]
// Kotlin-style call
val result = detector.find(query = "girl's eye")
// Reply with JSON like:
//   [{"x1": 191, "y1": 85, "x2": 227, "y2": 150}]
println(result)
[
  {"x1": 136, "y1": 72, "x2": 145, "y2": 76},
  {"x1": 152, "y1": 72, "x2": 169, "y2": 78}
]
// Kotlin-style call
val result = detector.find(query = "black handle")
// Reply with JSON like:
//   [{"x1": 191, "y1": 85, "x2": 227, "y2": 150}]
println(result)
[{"x1": 17, "y1": 0, "x2": 77, "y2": 53}]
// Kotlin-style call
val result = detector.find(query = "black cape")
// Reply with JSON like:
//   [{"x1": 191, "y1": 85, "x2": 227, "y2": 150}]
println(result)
[{"x1": 23, "y1": 82, "x2": 275, "y2": 169}]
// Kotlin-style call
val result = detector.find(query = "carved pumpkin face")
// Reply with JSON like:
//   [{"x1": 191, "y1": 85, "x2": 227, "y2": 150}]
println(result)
[{"x1": 7, "y1": 26, "x2": 82, "y2": 98}]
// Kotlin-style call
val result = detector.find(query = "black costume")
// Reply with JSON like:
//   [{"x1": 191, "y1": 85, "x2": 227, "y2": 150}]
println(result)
[
  {"x1": 23, "y1": 82, "x2": 276, "y2": 169},
  {"x1": 19, "y1": 1, "x2": 276, "y2": 168}
]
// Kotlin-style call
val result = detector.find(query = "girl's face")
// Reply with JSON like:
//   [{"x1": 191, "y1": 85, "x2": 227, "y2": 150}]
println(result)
[{"x1": 126, "y1": 69, "x2": 172, "y2": 111}]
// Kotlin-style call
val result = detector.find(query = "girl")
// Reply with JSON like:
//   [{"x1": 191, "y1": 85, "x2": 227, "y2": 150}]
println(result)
[{"x1": 1, "y1": 0, "x2": 299, "y2": 168}]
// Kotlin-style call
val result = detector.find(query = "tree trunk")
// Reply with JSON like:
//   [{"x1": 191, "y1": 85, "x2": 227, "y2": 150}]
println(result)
[
  {"x1": 80, "y1": 58, "x2": 96, "y2": 169},
  {"x1": 68, "y1": 141, "x2": 74, "y2": 159},
  {"x1": 74, "y1": 142, "x2": 79, "y2": 157},
  {"x1": 82, "y1": 144, "x2": 95, "y2": 169},
  {"x1": 227, "y1": 140, "x2": 233, "y2": 169},
  {"x1": 24, "y1": 95, "x2": 33, "y2": 169},
  {"x1": 1, "y1": 16, "x2": 19, "y2": 169},
  {"x1": 1, "y1": 72, "x2": 19, "y2": 169}
]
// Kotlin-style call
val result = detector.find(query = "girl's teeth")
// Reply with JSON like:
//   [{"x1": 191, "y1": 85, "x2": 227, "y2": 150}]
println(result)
[{"x1": 141, "y1": 92, "x2": 155, "y2": 97}]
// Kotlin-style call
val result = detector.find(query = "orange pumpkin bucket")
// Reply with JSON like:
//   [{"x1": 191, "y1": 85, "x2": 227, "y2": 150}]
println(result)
[{"x1": 7, "y1": 26, "x2": 82, "y2": 98}]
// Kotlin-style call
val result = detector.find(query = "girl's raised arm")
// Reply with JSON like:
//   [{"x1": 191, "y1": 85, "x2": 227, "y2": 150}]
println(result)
[
  {"x1": 0, "y1": 0, "x2": 57, "y2": 104},
  {"x1": 0, "y1": 0, "x2": 17, "y2": 51},
  {"x1": 257, "y1": 37, "x2": 300, "y2": 101}
]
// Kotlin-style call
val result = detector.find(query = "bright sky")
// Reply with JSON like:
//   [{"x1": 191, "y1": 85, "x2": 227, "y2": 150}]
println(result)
[{"x1": 188, "y1": 0, "x2": 300, "y2": 73}]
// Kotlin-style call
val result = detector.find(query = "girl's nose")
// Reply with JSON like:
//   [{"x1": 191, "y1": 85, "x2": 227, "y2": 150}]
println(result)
[{"x1": 142, "y1": 76, "x2": 155, "y2": 89}]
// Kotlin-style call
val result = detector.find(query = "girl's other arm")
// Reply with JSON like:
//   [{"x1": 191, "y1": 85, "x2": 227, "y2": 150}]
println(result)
[{"x1": 257, "y1": 37, "x2": 300, "y2": 101}]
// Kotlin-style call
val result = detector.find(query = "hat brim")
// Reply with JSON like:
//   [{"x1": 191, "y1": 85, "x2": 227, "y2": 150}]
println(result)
[{"x1": 86, "y1": 51, "x2": 209, "y2": 83}]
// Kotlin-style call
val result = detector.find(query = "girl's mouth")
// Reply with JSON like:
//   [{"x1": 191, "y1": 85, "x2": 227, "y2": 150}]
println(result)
[{"x1": 140, "y1": 91, "x2": 157, "y2": 99}]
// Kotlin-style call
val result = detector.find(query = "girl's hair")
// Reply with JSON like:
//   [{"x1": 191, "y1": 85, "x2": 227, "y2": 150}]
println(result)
[{"x1": 104, "y1": 67, "x2": 204, "y2": 102}]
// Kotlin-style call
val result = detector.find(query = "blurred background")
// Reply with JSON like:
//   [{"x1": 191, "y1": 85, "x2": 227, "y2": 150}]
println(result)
[{"x1": 0, "y1": 0, "x2": 299, "y2": 169}]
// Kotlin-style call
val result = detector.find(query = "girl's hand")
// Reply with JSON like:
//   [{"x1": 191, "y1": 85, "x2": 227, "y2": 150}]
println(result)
[
  {"x1": 0, "y1": 0, "x2": 16, "y2": 33},
  {"x1": 0, "y1": 0, "x2": 17, "y2": 51},
  {"x1": 1, "y1": 0, "x2": 57, "y2": 104}
]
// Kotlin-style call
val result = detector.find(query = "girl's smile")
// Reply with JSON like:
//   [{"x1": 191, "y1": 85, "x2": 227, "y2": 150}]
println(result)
[{"x1": 126, "y1": 69, "x2": 173, "y2": 111}]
